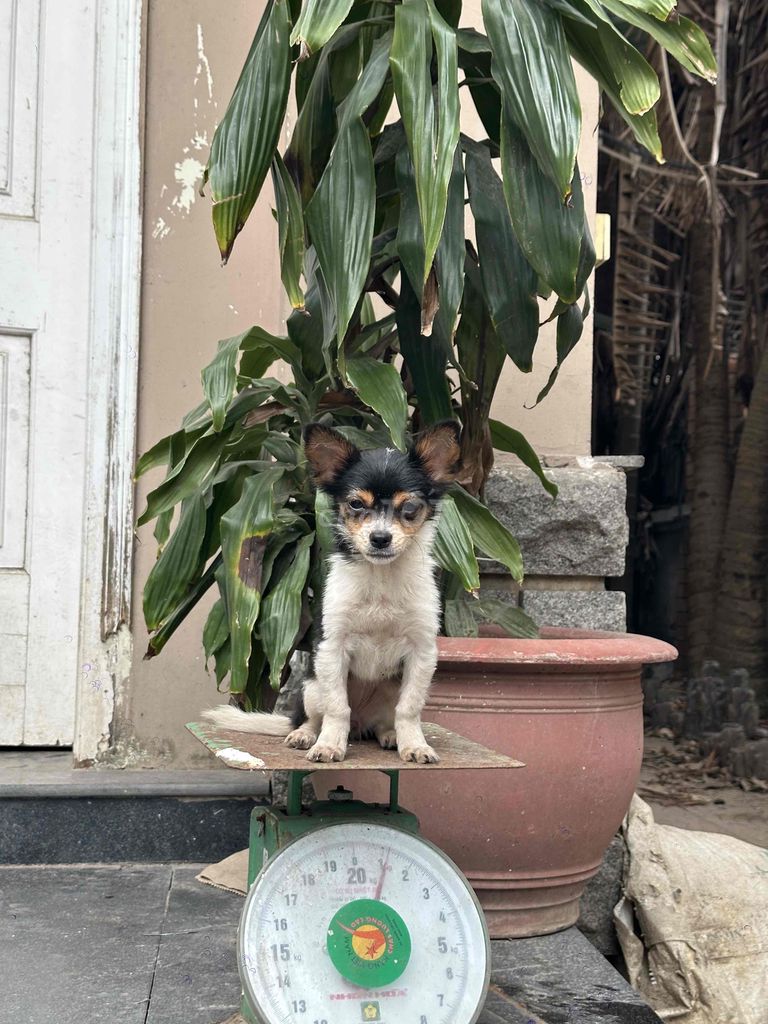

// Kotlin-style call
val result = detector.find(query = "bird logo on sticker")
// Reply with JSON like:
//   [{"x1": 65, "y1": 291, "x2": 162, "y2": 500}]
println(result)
[{"x1": 340, "y1": 921, "x2": 389, "y2": 962}]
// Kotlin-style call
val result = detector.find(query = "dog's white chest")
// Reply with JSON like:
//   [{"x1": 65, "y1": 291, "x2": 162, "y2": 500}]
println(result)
[{"x1": 323, "y1": 551, "x2": 439, "y2": 682}]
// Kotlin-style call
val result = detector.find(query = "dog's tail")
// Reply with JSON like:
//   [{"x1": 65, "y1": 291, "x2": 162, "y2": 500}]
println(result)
[{"x1": 201, "y1": 705, "x2": 292, "y2": 736}]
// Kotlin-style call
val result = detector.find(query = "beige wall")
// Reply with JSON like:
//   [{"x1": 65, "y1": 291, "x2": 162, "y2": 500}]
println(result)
[
  {"x1": 120, "y1": 3, "x2": 597, "y2": 767},
  {"x1": 121, "y1": 0, "x2": 286, "y2": 766}
]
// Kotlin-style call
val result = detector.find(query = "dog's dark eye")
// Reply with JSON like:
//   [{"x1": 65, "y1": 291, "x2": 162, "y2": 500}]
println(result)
[
  {"x1": 347, "y1": 498, "x2": 365, "y2": 512},
  {"x1": 401, "y1": 500, "x2": 421, "y2": 521}
]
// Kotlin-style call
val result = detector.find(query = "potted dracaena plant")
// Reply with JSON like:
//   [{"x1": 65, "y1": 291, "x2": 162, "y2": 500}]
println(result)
[{"x1": 138, "y1": 0, "x2": 711, "y2": 936}]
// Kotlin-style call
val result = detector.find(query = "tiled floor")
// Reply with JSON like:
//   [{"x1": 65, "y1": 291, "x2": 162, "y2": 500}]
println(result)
[{"x1": 0, "y1": 863, "x2": 660, "y2": 1024}]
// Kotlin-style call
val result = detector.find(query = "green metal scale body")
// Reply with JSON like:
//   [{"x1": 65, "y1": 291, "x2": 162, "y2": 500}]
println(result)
[{"x1": 245, "y1": 770, "x2": 417, "y2": 887}]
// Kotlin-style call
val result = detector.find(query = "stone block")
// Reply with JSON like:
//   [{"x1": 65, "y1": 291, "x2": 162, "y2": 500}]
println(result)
[
  {"x1": 485, "y1": 464, "x2": 628, "y2": 577},
  {"x1": 578, "y1": 835, "x2": 625, "y2": 956},
  {"x1": 521, "y1": 589, "x2": 626, "y2": 632}
]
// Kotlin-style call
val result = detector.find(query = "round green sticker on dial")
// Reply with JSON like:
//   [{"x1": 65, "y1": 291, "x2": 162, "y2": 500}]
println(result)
[{"x1": 326, "y1": 899, "x2": 411, "y2": 988}]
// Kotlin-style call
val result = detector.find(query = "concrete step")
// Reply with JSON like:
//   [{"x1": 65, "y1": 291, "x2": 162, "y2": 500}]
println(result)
[
  {"x1": 0, "y1": 750, "x2": 268, "y2": 864},
  {"x1": 0, "y1": 749, "x2": 270, "y2": 798}
]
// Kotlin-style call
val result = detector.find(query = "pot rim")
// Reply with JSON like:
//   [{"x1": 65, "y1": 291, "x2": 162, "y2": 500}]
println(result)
[{"x1": 437, "y1": 627, "x2": 677, "y2": 667}]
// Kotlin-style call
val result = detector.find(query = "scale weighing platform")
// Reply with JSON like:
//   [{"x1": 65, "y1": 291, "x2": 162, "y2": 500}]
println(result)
[{"x1": 187, "y1": 720, "x2": 523, "y2": 1024}]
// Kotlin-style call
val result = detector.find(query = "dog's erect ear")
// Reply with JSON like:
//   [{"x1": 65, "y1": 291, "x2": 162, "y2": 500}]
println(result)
[
  {"x1": 303, "y1": 424, "x2": 359, "y2": 487},
  {"x1": 410, "y1": 421, "x2": 462, "y2": 484}
]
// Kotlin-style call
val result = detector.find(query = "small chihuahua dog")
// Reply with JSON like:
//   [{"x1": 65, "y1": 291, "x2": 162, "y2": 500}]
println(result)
[{"x1": 203, "y1": 420, "x2": 462, "y2": 764}]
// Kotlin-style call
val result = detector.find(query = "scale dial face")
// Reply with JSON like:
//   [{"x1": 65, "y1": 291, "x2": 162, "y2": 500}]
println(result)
[{"x1": 238, "y1": 821, "x2": 490, "y2": 1024}]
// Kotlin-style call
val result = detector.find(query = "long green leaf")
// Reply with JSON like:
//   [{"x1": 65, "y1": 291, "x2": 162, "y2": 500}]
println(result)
[
  {"x1": 500, "y1": 112, "x2": 590, "y2": 303},
  {"x1": 451, "y1": 486, "x2": 524, "y2": 582},
  {"x1": 220, "y1": 468, "x2": 284, "y2": 693},
  {"x1": 287, "y1": 274, "x2": 332, "y2": 382},
  {"x1": 138, "y1": 432, "x2": 230, "y2": 527},
  {"x1": 260, "y1": 533, "x2": 314, "y2": 690},
  {"x1": 465, "y1": 142, "x2": 539, "y2": 372},
  {"x1": 616, "y1": 0, "x2": 676, "y2": 18},
  {"x1": 286, "y1": 40, "x2": 335, "y2": 203},
  {"x1": 336, "y1": 31, "x2": 393, "y2": 134},
  {"x1": 271, "y1": 154, "x2": 305, "y2": 311},
  {"x1": 456, "y1": 260, "x2": 506, "y2": 419},
  {"x1": 601, "y1": 1, "x2": 717, "y2": 82},
  {"x1": 534, "y1": 286, "x2": 591, "y2": 405},
  {"x1": 202, "y1": 344, "x2": 298, "y2": 435},
  {"x1": 395, "y1": 127, "x2": 464, "y2": 341},
  {"x1": 482, "y1": 0, "x2": 580, "y2": 199},
  {"x1": 397, "y1": 276, "x2": 454, "y2": 424},
  {"x1": 443, "y1": 594, "x2": 479, "y2": 636},
  {"x1": 390, "y1": 0, "x2": 460, "y2": 286},
  {"x1": 346, "y1": 356, "x2": 408, "y2": 450},
  {"x1": 145, "y1": 555, "x2": 221, "y2": 659},
  {"x1": 433, "y1": 495, "x2": 481, "y2": 595},
  {"x1": 489, "y1": 419, "x2": 558, "y2": 498},
  {"x1": 542, "y1": 0, "x2": 595, "y2": 26},
  {"x1": 399, "y1": 274, "x2": 454, "y2": 421},
  {"x1": 291, "y1": 0, "x2": 355, "y2": 57},
  {"x1": 306, "y1": 118, "x2": 376, "y2": 348},
  {"x1": 213, "y1": 640, "x2": 231, "y2": 688},
  {"x1": 202, "y1": 333, "x2": 253, "y2": 433},
  {"x1": 474, "y1": 598, "x2": 539, "y2": 638},
  {"x1": 306, "y1": 33, "x2": 392, "y2": 355},
  {"x1": 135, "y1": 425, "x2": 207, "y2": 479},
  {"x1": 203, "y1": 597, "x2": 229, "y2": 665},
  {"x1": 581, "y1": 6, "x2": 660, "y2": 114},
  {"x1": 205, "y1": 0, "x2": 291, "y2": 261},
  {"x1": 434, "y1": 146, "x2": 466, "y2": 344},
  {"x1": 395, "y1": 147, "x2": 427, "y2": 315},
  {"x1": 143, "y1": 496, "x2": 207, "y2": 632},
  {"x1": 564, "y1": 11, "x2": 664, "y2": 159},
  {"x1": 238, "y1": 328, "x2": 304, "y2": 383}
]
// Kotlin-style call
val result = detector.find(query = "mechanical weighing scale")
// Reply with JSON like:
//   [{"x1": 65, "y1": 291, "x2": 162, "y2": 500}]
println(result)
[{"x1": 188, "y1": 721, "x2": 524, "y2": 1024}]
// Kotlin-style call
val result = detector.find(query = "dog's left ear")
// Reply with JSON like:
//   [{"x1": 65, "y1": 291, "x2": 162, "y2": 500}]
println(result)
[{"x1": 410, "y1": 421, "x2": 462, "y2": 484}]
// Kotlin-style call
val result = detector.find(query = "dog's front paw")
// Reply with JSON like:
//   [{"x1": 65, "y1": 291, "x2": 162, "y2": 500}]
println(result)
[
  {"x1": 376, "y1": 729, "x2": 398, "y2": 750},
  {"x1": 285, "y1": 728, "x2": 317, "y2": 750},
  {"x1": 399, "y1": 744, "x2": 440, "y2": 764},
  {"x1": 306, "y1": 743, "x2": 346, "y2": 763}
]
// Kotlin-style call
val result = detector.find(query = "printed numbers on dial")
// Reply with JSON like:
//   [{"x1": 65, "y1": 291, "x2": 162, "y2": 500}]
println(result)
[{"x1": 238, "y1": 822, "x2": 489, "y2": 1024}]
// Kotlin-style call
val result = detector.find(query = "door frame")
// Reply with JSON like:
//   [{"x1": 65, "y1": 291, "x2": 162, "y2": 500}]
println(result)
[{"x1": 73, "y1": 0, "x2": 143, "y2": 763}]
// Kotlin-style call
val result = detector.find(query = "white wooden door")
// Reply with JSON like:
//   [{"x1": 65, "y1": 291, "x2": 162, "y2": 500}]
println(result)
[{"x1": 0, "y1": 0, "x2": 98, "y2": 745}]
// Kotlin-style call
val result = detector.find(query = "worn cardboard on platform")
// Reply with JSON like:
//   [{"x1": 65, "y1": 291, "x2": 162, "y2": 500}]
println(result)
[{"x1": 186, "y1": 720, "x2": 524, "y2": 772}]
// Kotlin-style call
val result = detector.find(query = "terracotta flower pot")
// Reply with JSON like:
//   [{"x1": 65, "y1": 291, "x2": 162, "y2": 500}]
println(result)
[{"x1": 316, "y1": 628, "x2": 677, "y2": 939}]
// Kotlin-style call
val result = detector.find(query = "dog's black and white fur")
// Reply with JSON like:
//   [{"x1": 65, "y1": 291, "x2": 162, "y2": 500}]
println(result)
[{"x1": 202, "y1": 420, "x2": 462, "y2": 764}]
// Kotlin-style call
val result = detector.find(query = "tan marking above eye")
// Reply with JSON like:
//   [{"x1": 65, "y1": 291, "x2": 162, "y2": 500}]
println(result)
[
  {"x1": 393, "y1": 491, "x2": 416, "y2": 509},
  {"x1": 348, "y1": 489, "x2": 375, "y2": 508}
]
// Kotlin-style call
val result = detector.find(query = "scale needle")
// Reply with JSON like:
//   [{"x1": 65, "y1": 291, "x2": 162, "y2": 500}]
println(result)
[{"x1": 374, "y1": 848, "x2": 390, "y2": 901}]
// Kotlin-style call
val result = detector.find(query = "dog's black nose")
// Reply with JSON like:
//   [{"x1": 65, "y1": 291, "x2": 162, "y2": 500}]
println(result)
[{"x1": 370, "y1": 531, "x2": 392, "y2": 549}]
